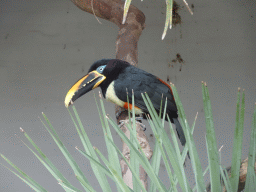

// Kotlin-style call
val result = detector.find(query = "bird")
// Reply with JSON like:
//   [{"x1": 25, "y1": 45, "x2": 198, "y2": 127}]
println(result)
[{"x1": 65, "y1": 59, "x2": 186, "y2": 146}]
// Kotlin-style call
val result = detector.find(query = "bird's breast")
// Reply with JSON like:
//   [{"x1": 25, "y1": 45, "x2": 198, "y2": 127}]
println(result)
[{"x1": 105, "y1": 81, "x2": 143, "y2": 114}]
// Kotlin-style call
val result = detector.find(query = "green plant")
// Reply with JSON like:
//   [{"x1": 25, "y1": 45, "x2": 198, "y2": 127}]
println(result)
[{"x1": 1, "y1": 83, "x2": 255, "y2": 191}]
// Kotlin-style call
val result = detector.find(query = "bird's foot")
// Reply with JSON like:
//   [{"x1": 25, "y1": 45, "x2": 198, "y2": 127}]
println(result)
[{"x1": 118, "y1": 117, "x2": 146, "y2": 131}]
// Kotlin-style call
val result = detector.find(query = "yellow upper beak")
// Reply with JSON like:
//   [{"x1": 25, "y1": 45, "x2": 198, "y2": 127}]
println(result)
[{"x1": 64, "y1": 71, "x2": 106, "y2": 108}]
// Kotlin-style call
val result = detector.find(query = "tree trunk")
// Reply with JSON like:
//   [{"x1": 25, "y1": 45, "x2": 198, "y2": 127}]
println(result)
[{"x1": 70, "y1": 0, "x2": 152, "y2": 189}]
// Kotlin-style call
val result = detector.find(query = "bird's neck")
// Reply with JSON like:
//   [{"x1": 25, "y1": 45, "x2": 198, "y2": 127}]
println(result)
[{"x1": 100, "y1": 76, "x2": 117, "y2": 98}]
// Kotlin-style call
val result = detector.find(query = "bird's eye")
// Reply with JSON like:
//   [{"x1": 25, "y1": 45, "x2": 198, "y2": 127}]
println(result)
[{"x1": 97, "y1": 65, "x2": 106, "y2": 73}]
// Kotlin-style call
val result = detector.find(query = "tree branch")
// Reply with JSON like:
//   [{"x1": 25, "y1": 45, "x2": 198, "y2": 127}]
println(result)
[
  {"x1": 70, "y1": 0, "x2": 152, "y2": 189},
  {"x1": 206, "y1": 157, "x2": 256, "y2": 192}
]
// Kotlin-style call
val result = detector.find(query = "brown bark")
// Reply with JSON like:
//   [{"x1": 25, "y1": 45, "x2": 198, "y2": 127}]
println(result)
[{"x1": 70, "y1": 0, "x2": 152, "y2": 189}]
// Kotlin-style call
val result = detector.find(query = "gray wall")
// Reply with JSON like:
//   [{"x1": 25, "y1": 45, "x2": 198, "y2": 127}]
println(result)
[{"x1": 0, "y1": 0, "x2": 255, "y2": 191}]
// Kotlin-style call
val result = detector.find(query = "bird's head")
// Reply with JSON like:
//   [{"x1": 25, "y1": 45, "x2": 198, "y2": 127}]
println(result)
[{"x1": 64, "y1": 59, "x2": 129, "y2": 108}]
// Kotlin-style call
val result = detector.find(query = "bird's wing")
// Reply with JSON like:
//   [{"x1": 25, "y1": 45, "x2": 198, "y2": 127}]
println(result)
[{"x1": 114, "y1": 67, "x2": 177, "y2": 117}]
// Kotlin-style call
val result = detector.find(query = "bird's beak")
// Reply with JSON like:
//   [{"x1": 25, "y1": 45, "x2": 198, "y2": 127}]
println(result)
[{"x1": 64, "y1": 71, "x2": 106, "y2": 108}]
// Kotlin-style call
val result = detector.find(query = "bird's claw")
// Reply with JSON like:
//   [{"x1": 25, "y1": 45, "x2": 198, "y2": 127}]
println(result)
[{"x1": 118, "y1": 117, "x2": 146, "y2": 131}]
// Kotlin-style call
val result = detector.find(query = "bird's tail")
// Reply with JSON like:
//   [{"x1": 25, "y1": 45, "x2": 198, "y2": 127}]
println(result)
[{"x1": 173, "y1": 118, "x2": 186, "y2": 146}]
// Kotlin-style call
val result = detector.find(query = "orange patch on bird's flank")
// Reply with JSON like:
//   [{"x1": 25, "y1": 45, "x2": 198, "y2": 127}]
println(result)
[
  {"x1": 157, "y1": 78, "x2": 175, "y2": 100},
  {"x1": 123, "y1": 102, "x2": 140, "y2": 111}
]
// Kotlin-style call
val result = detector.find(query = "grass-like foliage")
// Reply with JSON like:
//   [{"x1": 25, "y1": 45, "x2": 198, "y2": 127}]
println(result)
[
  {"x1": 122, "y1": 0, "x2": 193, "y2": 40},
  {"x1": 1, "y1": 83, "x2": 256, "y2": 191}
]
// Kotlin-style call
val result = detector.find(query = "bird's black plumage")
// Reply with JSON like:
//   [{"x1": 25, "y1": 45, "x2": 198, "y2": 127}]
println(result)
[{"x1": 65, "y1": 59, "x2": 186, "y2": 146}]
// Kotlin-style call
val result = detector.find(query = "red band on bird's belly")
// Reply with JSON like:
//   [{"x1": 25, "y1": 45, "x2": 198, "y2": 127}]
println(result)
[
  {"x1": 157, "y1": 78, "x2": 175, "y2": 101},
  {"x1": 123, "y1": 102, "x2": 140, "y2": 110}
]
